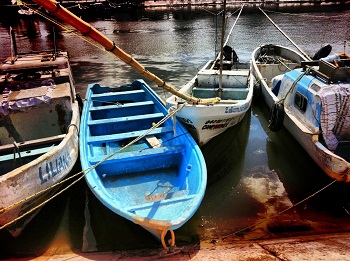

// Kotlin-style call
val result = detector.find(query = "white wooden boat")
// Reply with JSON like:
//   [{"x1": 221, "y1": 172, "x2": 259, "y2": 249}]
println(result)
[
  {"x1": 251, "y1": 44, "x2": 350, "y2": 182},
  {"x1": 166, "y1": 6, "x2": 253, "y2": 146},
  {"x1": 0, "y1": 50, "x2": 80, "y2": 236},
  {"x1": 166, "y1": 57, "x2": 254, "y2": 146}
]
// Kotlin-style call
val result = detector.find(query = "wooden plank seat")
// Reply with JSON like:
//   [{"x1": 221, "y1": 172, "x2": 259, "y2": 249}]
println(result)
[
  {"x1": 0, "y1": 134, "x2": 65, "y2": 162},
  {"x1": 88, "y1": 126, "x2": 173, "y2": 144},
  {"x1": 91, "y1": 89, "x2": 146, "y2": 106},
  {"x1": 192, "y1": 87, "x2": 249, "y2": 100},
  {"x1": 90, "y1": 101, "x2": 155, "y2": 120},
  {"x1": 88, "y1": 145, "x2": 184, "y2": 175},
  {"x1": 0, "y1": 145, "x2": 56, "y2": 162},
  {"x1": 0, "y1": 134, "x2": 65, "y2": 154},
  {"x1": 88, "y1": 112, "x2": 165, "y2": 136}
]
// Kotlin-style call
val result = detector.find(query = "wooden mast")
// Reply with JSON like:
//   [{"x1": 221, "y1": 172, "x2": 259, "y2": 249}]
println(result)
[
  {"x1": 210, "y1": 5, "x2": 244, "y2": 70},
  {"x1": 218, "y1": 0, "x2": 227, "y2": 98},
  {"x1": 31, "y1": 0, "x2": 219, "y2": 104}
]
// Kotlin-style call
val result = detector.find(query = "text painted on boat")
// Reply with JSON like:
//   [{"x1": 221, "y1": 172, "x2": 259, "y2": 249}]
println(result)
[
  {"x1": 225, "y1": 104, "x2": 249, "y2": 114},
  {"x1": 178, "y1": 117, "x2": 196, "y2": 129},
  {"x1": 202, "y1": 117, "x2": 239, "y2": 130},
  {"x1": 39, "y1": 151, "x2": 72, "y2": 184}
]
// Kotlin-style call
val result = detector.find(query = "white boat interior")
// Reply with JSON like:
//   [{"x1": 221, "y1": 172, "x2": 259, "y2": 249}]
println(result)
[
  {"x1": 0, "y1": 51, "x2": 76, "y2": 175},
  {"x1": 191, "y1": 59, "x2": 250, "y2": 100}
]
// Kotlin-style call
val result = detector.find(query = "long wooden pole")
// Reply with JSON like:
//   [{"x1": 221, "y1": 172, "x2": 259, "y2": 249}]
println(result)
[
  {"x1": 259, "y1": 8, "x2": 312, "y2": 61},
  {"x1": 218, "y1": 0, "x2": 227, "y2": 94},
  {"x1": 210, "y1": 5, "x2": 244, "y2": 70},
  {"x1": 31, "y1": 0, "x2": 219, "y2": 104}
]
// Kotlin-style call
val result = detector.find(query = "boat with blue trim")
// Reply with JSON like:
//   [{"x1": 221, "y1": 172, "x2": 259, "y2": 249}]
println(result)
[{"x1": 252, "y1": 44, "x2": 350, "y2": 182}]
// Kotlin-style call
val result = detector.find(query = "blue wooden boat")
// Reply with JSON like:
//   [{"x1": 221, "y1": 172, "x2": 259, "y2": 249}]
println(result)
[{"x1": 79, "y1": 79, "x2": 207, "y2": 249}]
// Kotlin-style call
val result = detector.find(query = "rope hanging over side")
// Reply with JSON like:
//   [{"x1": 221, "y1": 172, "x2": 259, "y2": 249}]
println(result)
[{"x1": 0, "y1": 102, "x2": 186, "y2": 231}]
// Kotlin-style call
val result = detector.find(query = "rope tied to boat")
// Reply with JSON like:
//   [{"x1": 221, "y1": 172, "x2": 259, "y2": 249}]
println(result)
[
  {"x1": 0, "y1": 100, "x2": 186, "y2": 231},
  {"x1": 221, "y1": 179, "x2": 338, "y2": 241},
  {"x1": 12, "y1": 141, "x2": 22, "y2": 166},
  {"x1": 167, "y1": 103, "x2": 186, "y2": 137},
  {"x1": 278, "y1": 67, "x2": 311, "y2": 105}
]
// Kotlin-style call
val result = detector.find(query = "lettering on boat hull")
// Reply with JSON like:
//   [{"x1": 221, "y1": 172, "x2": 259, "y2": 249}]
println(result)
[{"x1": 39, "y1": 151, "x2": 72, "y2": 184}]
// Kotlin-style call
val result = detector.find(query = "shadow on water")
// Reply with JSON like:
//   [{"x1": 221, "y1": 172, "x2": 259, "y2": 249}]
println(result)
[
  {"x1": 1, "y1": 5, "x2": 350, "y2": 257},
  {"x1": 0, "y1": 196, "x2": 67, "y2": 259},
  {"x1": 250, "y1": 99, "x2": 350, "y2": 239},
  {"x1": 196, "y1": 110, "x2": 251, "y2": 240},
  {"x1": 0, "y1": 162, "x2": 83, "y2": 259}
]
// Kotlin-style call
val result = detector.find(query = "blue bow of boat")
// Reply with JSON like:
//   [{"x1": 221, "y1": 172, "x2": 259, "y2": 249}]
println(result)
[{"x1": 79, "y1": 79, "x2": 207, "y2": 248}]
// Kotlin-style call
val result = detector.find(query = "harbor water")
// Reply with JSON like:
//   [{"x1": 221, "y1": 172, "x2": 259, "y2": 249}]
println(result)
[{"x1": 0, "y1": 5, "x2": 350, "y2": 258}]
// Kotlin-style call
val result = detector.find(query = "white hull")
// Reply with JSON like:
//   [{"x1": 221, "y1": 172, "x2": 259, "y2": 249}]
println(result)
[
  {"x1": 167, "y1": 60, "x2": 254, "y2": 146},
  {"x1": 0, "y1": 103, "x2": 80, "y2": 236},
  {"x1": 251, "y1": 44, "x2": 350, "y2": 182},
  {"x1": 0, "y1": 51, "x2": 80, "y2": 235}
]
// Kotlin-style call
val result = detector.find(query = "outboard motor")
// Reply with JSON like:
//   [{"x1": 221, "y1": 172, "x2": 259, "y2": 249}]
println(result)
[
  {"x1": 312, "y1": 44, "x2": 332, "y2": 60},
  {"x1": 223, "y1": 45, "x2": 239, "y2": 62}
]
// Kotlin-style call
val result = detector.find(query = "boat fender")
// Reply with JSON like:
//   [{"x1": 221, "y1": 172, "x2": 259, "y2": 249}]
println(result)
[{"x1": 268, "y1": 103, "x2": 284, "y2": 132}]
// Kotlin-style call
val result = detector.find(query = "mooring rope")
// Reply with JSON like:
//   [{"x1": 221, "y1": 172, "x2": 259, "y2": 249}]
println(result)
[
  {"x1": 21, "y1": 2, "x2": 109, "y2": 54},
  {"x1": 221, "y1": 179, "x2": 338, "y2": 240},
  {"x1": 259, "y1": 7, "x2": 312, "y2": 61},
  {"x1": 0, "y1": 102, "x2": 186, "y2": 231},
  {"x1": 277, "y1": 67, "x2": 311, "y2": 105}
]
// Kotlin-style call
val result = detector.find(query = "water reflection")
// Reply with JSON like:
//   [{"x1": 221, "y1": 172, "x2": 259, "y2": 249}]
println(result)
[
  {"x1": 250, "y1": 101, "x2": 350, "y2": 238},
  {"x1": 1, "y1": 6, "x2": 350, "y2": 258},
  {"x1": 0, "y1": 185, "x2": 69, "y2": 258},
  {"x1": 198, "y1": 110, "x2": 251, "y2": 239}
]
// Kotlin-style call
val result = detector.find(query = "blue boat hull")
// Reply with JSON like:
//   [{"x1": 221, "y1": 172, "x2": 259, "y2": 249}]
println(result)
[{"x1": 79, "y1": 80, "x2": 207, "y2": 246}]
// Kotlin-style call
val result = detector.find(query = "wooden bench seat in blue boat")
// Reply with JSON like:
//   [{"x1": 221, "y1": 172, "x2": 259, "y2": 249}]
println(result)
[
  {"x1": 88, "y1": 112, "x2": 164, "y2": 136},
  {"x1": 87, "y1": 126, "x2": 173, "y2": 144},
  {"x1": 90, "y1": 89, "x2": 146, "y2": 106},
  {"x1": 88, "y1": 145, "x2": 184, "y2": 175},
  {"x1": 125, "y1": 193, "x2": 195, "y2": 213},
  {"x1": 89, "y1": 100, "x2": 156, "y2": 120}
]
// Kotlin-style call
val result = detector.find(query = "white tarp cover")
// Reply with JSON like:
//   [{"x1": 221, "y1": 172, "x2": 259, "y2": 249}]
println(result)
[{"x1": 318, "y1": 83, "x2": 350, "y2": 151}]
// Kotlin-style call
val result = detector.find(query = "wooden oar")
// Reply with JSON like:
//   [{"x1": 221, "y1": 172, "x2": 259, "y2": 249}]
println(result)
[{"x1": 31, "y1": 0, "x2": 220, "y2": 105}]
